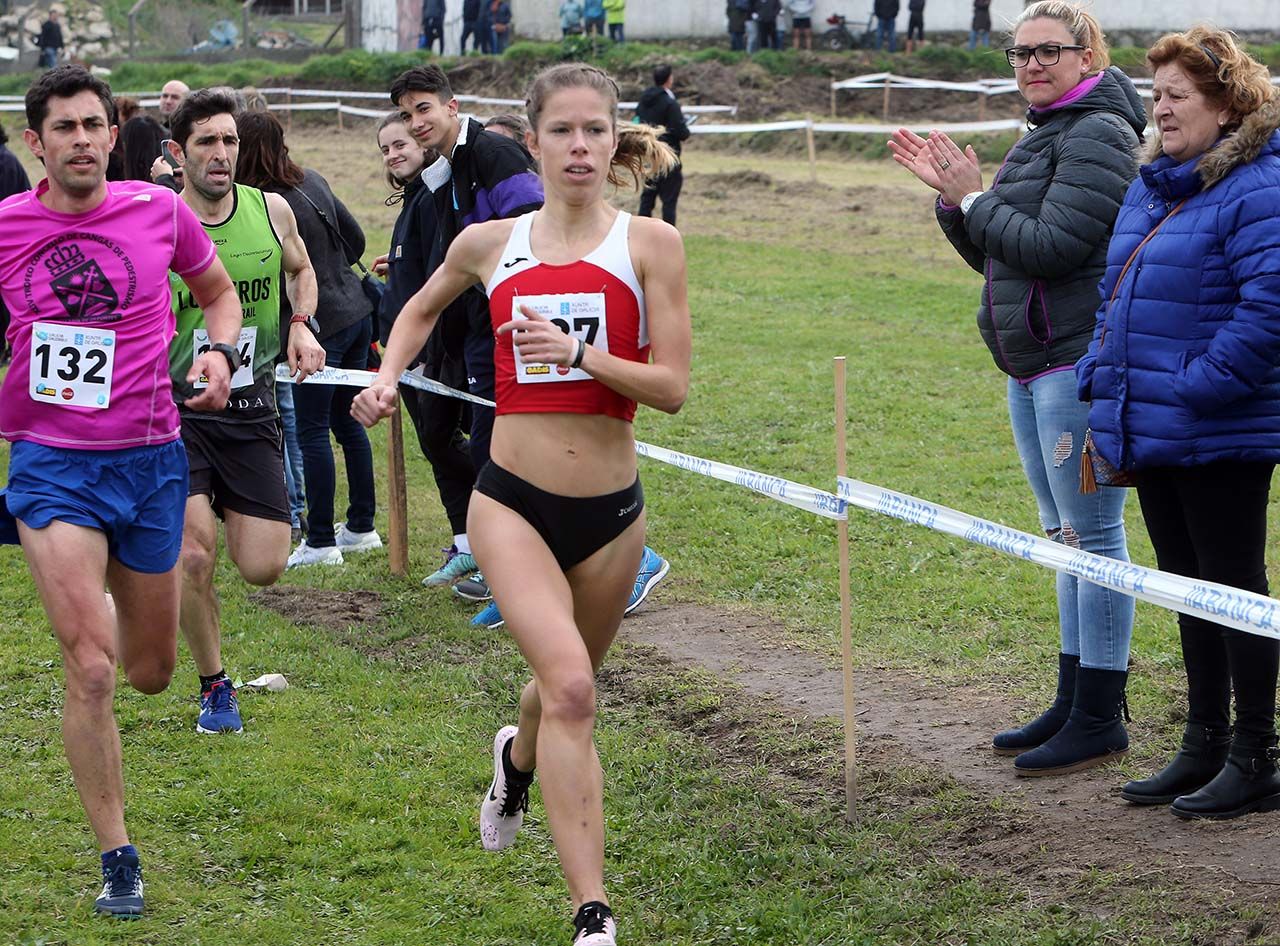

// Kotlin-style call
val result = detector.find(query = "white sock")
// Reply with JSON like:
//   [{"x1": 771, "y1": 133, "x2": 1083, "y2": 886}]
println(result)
[{"x1": 455, "y1": 534, "x2": 471, "y2": 555}]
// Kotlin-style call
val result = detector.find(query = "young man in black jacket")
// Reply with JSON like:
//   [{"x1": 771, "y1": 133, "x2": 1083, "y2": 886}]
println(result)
[{"x1": 636, "y1": 64, "x2": 690, "y2": 228}]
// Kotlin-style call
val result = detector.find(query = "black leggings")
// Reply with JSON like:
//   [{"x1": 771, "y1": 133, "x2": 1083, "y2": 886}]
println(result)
[
  {"x1": 475, "y1": 461, "x2": 643, "y2": 571},
  {"x1": 1136, "y1": 462, "x2": 1278, "y2": 738}
]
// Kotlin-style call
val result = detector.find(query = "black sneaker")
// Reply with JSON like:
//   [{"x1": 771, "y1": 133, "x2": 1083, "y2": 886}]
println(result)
[
  {"x1": 453, "y1": 572, "x2": 493, "y2": 602},
  {"x1": 572, "y1": 901, "x2": 617, "y2": 945},
  {"x1": 94, "y1": 856, "x2": 144, "y2": 918}
]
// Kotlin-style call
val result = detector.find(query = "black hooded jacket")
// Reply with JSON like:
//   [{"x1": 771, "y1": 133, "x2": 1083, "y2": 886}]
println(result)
[
  {"x1": 936, "y1": 67, "x2": 1147, "y2": 380},
  {"x1": 636, "y1": 85, "x2": 690, "y2": 156}
]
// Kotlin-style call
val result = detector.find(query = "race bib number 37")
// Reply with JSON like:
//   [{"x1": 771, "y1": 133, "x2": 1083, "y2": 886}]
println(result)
[
  {"x1": 28, "y1": 321, "x2": 116, "y2": 409},
  {"x1": 513, "y1": 292, "x2": 608, "y2": 384}
]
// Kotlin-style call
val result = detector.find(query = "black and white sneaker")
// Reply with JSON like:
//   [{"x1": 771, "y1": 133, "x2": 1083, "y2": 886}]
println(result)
[
  {"x1": 480, "y1": 725, "x2": 531, "y2": 851},
  {"x1": 572, "y1": 901, "x2": 617, "y2": 945}
]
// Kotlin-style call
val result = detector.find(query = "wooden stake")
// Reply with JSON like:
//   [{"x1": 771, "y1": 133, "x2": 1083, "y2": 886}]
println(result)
[
  {"x1": 882, "y1": 75, "x2": 892, "y2": 122},
  {"x1": 978, "y1": 90, "x2": 987, "y2": 123},
  {"x1": 805, "y1": 118, "x2": 817, "y2": 184},
  {"x1": 285, "y1": 88, "x2": 293, "y2": 133},
  {"x1": 834, "y1": 356, "x2": 856, "y2": 823},
  {"x1": 830, "y1": 84, "x2": 837, "y2": 118},
  {"x1": 387, "y1": 403, "x2": 410, "y2": 576}
]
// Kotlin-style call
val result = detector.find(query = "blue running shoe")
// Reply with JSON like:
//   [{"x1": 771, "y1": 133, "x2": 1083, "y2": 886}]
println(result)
[
  {"x1": 197, "y1": 679, "x2": 244, "y2": 734},
  {"x1": 625, "y1": 546, "x2": 670, "y2": 616},
  {"x1": 422, "y1": 547, "x2": 478, "y2": 587},
  {"x1": 471, "y1": 601, "x2": 505, "y2": 629},
  {"x1": 94, "y1": 856, "x2": 144, "y2": 918}
]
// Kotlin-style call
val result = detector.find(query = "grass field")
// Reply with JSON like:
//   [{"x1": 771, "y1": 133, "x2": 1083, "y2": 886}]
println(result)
[{"x1": 1, "y1": 121, "x2": 1278, "y2": 944}]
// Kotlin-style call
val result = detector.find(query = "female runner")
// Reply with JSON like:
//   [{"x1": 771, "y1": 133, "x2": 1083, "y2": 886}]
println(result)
[{"x1": 352, "y1": 63, "x2": 689, "y2": 946}]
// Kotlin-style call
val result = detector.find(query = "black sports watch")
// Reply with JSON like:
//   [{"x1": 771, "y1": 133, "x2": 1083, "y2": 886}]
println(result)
[{"x1": 209, "y1": 342, "x2": 240, "y2": 377}]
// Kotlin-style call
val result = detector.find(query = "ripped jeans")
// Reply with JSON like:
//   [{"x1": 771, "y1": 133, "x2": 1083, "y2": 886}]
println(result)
[{"x1": 1008, "y1": 370, "x2": 1134, "y2": 671}]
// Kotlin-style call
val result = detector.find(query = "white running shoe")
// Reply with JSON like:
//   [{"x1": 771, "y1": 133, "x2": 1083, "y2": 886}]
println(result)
[
  {"x1": 336, "y1": 523, "x2": 383, "y2": 552},
  {"x1": 572, "y1": 902, "x2": 617, "y2": 945},
  {"x1": 480, "y1": 725, "x2": 530, "y2": 851},
  {"x1": 286, "y1": 542, "x2": 344, "y2": 569}
]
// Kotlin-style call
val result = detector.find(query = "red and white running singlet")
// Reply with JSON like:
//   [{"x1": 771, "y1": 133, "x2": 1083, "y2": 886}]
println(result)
[{"x1": 486, "y1": 210, "x2": 649, "y2": 422}]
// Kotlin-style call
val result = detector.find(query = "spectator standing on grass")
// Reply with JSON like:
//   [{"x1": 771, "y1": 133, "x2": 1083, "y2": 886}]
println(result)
[
  {"x1": 421, "y1": 0, "x2": 446, "y2": 54},
  {"x1": 583, "y1": 0, "x2": 605, "y2": 37},
  {"x1": 788, "y1": 0, "x2": 813, "y2": 50},
  {"x1": 1079, "y1": 28, "x2": 1280, "y2": 821},
  {"x1": 461, "y1": 0, "x2": 482, "y2": 52},
  {"x1": 890, "y1": 1, "x2": 1144, "y2": 777},
  {"x1": 874, "y1": 0, "x2": 898, "y2": 52},
  {"x1": 727, "y1": 0, "x2": 748, "y2": 52},
  {"x1": 970, "y1": 0, "x2": 991, "y2": 49},
  {"x1": 754, "y1": 0, "x2": 781, "y2": 51},
  {"x1": 905, "y1": 0, "x2": 925, "y2": 53},
  {"x1": 489, "y1": 0, "x2": 511, "y2": 54},
  {"x1": 35, "y1": 9, "x2": 62, "y2": 70},
  {"x1": 233, "y1": 110, "x2": 381, "y2": 571},
  {"x1": 636, "y1": 64, "x2": 690, "y2": 228},
  {"x1": 604, "y1": 0, "x2": 624, "y2": 42},
  {"x1": 559, "y1": 0, "x2": 584, "y2": 37},
  {"x1": 373, "y1": 113, "x2": 476, "y2": 567},
  {"x1": 475, "y1": 0, "x2": 492, "y2": 53}
]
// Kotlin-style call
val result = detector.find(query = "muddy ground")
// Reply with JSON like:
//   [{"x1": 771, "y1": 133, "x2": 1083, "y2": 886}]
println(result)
[{"x1": 255, "y1": 586, "x2": 1280, "y2": 944}]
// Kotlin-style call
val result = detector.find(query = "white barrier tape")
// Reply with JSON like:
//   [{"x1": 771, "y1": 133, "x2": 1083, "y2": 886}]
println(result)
[
  {"x1": 337, "y1": 104, "x2": 389, "y2": 119},
  {"x1": 271, "y1": 364, "x2": 845, "y2": 519},
  {"x1": 267, "y1": 101, "x2": 342, "y2": 112},
  {"x1": 273, "y1": 363, "x2": 497, "y2": 407},
  {"x1": 691, "y1": 119, "x2": 810, "y2": 134},
  {"x1": 813, "y1": 118, "x2": 1023, "y2": 134},
  {"x1": 637, "y1": 441, "x2": 847, "y2": 521},
  {"x1": 837, "y1": 475, "x2": 1280, "y2": 640}
]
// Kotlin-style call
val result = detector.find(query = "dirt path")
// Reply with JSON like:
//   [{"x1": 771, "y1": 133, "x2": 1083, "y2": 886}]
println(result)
[{"x1": 619, "y1": 601, "x2": 1280, "y2": 938}]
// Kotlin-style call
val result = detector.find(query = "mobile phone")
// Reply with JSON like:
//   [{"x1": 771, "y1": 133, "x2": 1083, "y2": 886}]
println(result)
[{"x1": 159, "y1": 139, "x2": 179, "y2": 170}]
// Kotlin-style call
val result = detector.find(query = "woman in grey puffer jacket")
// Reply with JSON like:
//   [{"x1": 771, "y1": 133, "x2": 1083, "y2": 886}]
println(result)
[{"x1": 889, "y1": 1, "x2": 1145, "y2": 777}]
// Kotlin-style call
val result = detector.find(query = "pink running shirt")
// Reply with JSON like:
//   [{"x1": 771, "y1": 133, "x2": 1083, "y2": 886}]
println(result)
[{"x1": 0, "y1": 179, "x2": 216, "y2": 449}]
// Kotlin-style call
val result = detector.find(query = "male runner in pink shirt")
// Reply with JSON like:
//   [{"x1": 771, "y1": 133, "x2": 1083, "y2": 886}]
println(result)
[{"x1": 0, "y1": 66, "x2": 242, "y2": 918}]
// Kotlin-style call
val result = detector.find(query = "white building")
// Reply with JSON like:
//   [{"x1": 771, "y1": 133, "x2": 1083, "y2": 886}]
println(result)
[{"x1": 362, "y1": 0, "x2": 1278, "y2": 50}]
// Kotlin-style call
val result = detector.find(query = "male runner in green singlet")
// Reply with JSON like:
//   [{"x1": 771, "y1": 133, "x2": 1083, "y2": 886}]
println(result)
[{"x1": 165, "y1": 88, "x2": 325, "y2": 734}]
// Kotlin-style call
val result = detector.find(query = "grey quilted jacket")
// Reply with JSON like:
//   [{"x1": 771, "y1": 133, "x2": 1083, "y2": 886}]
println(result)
[{"x1": 937, "y1": 67, "x2": 1146, "y2": 381}]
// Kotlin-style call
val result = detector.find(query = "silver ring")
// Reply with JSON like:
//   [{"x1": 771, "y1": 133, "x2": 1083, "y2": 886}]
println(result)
[{"x1": 939, "y1": 160, "x2": 951, "y2": 170}]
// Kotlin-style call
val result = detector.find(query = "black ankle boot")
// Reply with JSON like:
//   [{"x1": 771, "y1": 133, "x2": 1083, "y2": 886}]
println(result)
[
  {"x1": 992, "y1": 653, "x2": 1078, "y2": 756},
  {"x1": 1121, "y1": 724, "x2": 1232, "y2": 805},
  {"x1": 1014, "y1": 666, "x2": 1129, "y2": 777},
  {"x1": 1171, "y1": 733, "x2": 1280, "y2": 820}
]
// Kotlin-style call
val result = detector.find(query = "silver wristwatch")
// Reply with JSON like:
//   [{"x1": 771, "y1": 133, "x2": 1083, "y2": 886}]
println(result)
[{"x1": 960, "y1": 191, "x2": 985, "y2": 216}]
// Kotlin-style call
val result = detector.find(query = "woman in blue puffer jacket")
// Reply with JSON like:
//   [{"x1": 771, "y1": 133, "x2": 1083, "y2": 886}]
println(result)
[{"x1": 1077, "y1": 26, "x2": 1280, "y2": 821}]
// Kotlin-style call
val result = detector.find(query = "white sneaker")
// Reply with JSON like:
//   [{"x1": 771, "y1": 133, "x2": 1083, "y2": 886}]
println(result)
[
  {"x1": 480, "y1": 725, "x2": 530, "y2": 851},
  {"x1": 573, "y1": 902, "x2": 617, "y2": 945},
  {"x1": 336, "y1": 523, "x2": 383, "y2": 552},
  {"x1": 286, "y1": 542, "x2": 344, "y2": 569}
]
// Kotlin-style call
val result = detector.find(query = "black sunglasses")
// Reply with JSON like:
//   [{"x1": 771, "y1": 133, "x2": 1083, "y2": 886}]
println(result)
[{"x1": 1005, "y1": 43, "x2": 1087, "y2": 68}]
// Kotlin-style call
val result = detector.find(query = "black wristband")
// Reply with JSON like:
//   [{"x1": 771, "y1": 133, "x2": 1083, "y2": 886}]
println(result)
[
  {"x1": 570, "y1": 338, "x2": 586, "y2": 370},
  {"x1": 209, "y1": 342, "x2": 240, "y2": 377}
]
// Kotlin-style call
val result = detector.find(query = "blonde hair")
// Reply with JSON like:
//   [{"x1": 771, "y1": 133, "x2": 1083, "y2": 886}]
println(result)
[
  {"x1": 525, "y1": 63, "x2": 678, "y2": 190},
  {"x1": 1147, "y1": 26, "x2": 1274, "y2": 130},
  {"x1": 1014, "y1": 1, "x2": 1110, "y2": 72}
]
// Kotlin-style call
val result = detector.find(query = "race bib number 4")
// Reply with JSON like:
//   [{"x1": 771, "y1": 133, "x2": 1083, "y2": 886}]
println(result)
[
  {"x1": 28, "y1": 321, "x2": 116, "y2": 409},
  {"x1": 513, "y1": 293, "x2": 608, "y2": 384},
  {"x1": 193, "y1": 327, "x2": 256, "y2": 390}
]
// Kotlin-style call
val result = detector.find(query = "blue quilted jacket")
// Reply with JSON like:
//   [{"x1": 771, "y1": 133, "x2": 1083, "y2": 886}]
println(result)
[{"x1": 1077, "y1": 99, "x2": 1280, "y2": 470}]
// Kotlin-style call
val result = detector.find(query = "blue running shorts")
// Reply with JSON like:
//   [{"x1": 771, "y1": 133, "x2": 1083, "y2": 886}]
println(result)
[{"x1": 0, "y1": 439, "x2": 188, "y2": 574}]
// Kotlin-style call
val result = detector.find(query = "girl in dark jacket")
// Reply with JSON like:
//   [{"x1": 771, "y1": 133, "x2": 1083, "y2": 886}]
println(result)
[
  {"x1": 1078, "y1": 28, "x2": 1280, "y2": 820},
  {"x1": 890, "y1": 1, "x2": 1144, "y2": 776},
  {"x1": 235, "y1": 111, "x2": 381, "y2": 567}
]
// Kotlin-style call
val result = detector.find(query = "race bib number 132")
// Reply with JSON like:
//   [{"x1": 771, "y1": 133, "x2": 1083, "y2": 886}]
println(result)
[{"x1": 28, "y1": 321, "x2": 116, "y2": 409}]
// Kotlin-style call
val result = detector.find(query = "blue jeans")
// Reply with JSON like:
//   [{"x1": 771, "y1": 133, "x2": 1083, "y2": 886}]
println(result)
[
  {"x1": 876, "y1": 18, "x2": 895, "y2": 52},
  {"x1": 968, "y1": 29, "x2": 989, "y2": 50},
  {"x1": 38, "y1": 47, "x2": 56, "y2": 69},
  {"x1": 1007, "y1": 370, "x2": 1134, "y2": 671},
  {"x1": 293, "y1": 320, "x2": 376, "y2": 548},
  {"x1": 275, "y1": 377, "x2": 306, "y2": 529}
]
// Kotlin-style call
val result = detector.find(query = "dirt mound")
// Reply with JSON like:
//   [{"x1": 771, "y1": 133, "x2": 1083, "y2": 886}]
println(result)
[{"x1": 251, "y1": 586, "x2": 384, "y2": 632}]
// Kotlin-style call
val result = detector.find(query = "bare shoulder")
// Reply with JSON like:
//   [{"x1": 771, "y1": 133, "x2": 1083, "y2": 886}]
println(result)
[
  {"x1": 262, "y1": 191, "x2": 296, "y2": 227},
  {"x1": 628, "y1": 214, "x2": 685, "y2": 272}
]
